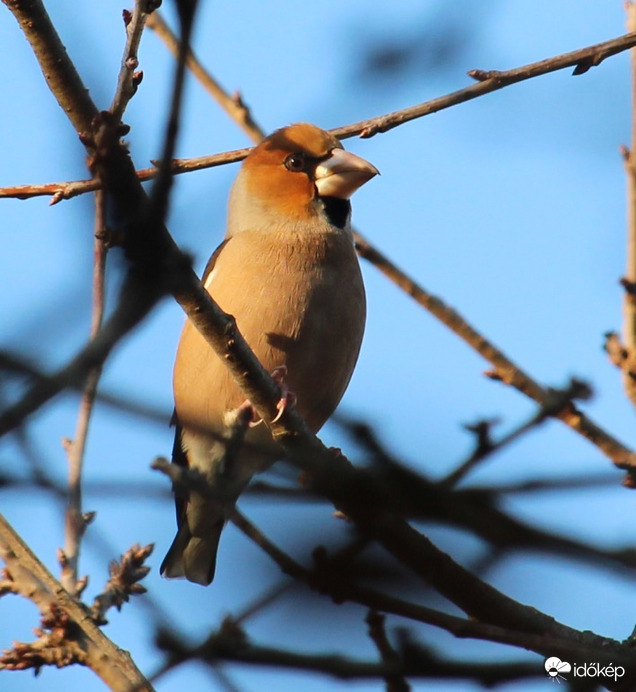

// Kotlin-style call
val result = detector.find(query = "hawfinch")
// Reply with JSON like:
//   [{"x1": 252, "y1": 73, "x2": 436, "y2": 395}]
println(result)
[{"x1": 161, "y1": 123, "x2": 378, "y2": 585}]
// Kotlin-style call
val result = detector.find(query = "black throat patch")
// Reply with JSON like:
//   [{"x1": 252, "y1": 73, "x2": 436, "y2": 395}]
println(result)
[{"x1": 320, "y1": 196, "x2": 351, "y2": 229}]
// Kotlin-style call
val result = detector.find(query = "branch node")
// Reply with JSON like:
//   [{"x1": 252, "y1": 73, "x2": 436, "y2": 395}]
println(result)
[
  {"x1": 0, "y1": 603, "x2": 85, "y2": 672},
  {"x1": 483, "y1": 368, "x2": 503, "y2": 382},
  {"x1": 463, "y1": 418, "x2": 499, "y2": 454},
  {"x1": 90, "y1": 543, "x2": 154, "y2": 624},
  {"x1": 620, "y1": 276, "x2": 636, "y2": 299},
  {"x1": 604, "y1": 331, "x2": 628, "y2": 368},
  {"x1": 572, "y1": 54, "x2": 601, "y2": 76},
  {"x1": 467, "y1": 68, "x2": 496, "y2": 82}
]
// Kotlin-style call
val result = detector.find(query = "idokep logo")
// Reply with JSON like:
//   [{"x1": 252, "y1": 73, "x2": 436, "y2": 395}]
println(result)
[
  {"x1": 544, "y1": 657, "x2": 626, "y2": 684},
  {"x1": 544, "y1": 657, "x2": 571, "y2": 683}
]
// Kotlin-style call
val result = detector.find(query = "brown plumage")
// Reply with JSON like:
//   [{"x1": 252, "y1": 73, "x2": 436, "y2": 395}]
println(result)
[{"x1": 161, "y1": 123, "x2": 378, "y2": 585}]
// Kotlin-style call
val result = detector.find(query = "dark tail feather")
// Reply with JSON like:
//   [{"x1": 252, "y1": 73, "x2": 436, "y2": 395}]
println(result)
[{"x1": 160, "y1": 520, "x2": 224, "y2": 586}]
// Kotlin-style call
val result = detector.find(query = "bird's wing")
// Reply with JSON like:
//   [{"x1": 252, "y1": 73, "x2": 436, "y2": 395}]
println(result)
[
  {"x1": 168, "y1": 237, "x2": 230, "y2": 527},
  {"x1": 201, "y1": 238, "x2": 230, "y2": 285}
]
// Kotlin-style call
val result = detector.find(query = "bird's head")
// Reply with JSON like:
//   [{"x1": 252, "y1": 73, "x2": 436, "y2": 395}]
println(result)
[{"x1": 227, "y1": 123, "x2": 378, "y2": 236}]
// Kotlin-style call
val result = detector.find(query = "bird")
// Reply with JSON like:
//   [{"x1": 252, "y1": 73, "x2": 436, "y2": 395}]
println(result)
[{"x1": 160, "y1": 123, "x2": 378, "y2": 585}]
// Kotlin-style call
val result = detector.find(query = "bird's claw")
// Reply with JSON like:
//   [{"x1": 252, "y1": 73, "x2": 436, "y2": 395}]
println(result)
[
  {"x1": 270, "y1": 365, "x2": 297, "y2": 423},
  {"x1": 234, "y1": 366, "x2": 296, "y2": 428}
]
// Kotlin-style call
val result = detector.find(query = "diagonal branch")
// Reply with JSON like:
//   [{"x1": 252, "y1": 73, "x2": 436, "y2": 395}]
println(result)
[
  {"x1": 148, "y1": 8, "x2": 636, "y2": 487},
  {"x1": 2, "y1": 0, "x2": 97, "y2": 135},
  {"x1": 353, "y1": 233, "x2": 636, "y2": 480},
  {"x1": 4, "y1": 29, "x2": 636, "y2": 201},
  {"x1": 110, "y1": 0, "x2": 159, "y2": 122},
  {"x1": 332, "y1": 30, "x2": 636, "y2": 139},
  {"x1": 146, "y1": 11, "x2": 265, "y2": 143},
  {"x1": 0, "y1": 514, "x2": 154, "y2": 691},
  {"x1": 202, "y1": 511, "x2": 635, "y2": 689}
]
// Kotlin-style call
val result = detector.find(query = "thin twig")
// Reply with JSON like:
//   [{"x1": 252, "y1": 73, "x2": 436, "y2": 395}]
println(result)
[
  {"x1": 110, "y1": 1, "x2": 158, "y2": 122},
  {"x1": 191, "y1": 637, "x2": 539, "y2": 685},
  {"x1": 0, "y1": 514, "x2": 154, "y2": 690},
  {"x1": 331, "y1": 30, "x2": 636, "y2": 139},
  {"x1": 4, "y1": 30, "x2": 636, "y2": 202},
  {"x1": 156, "y1": 622, "x2": 543, "y2": 686},
  {"x1": 366, "y1": 610, "x2": 411, "y2": 692},
  {"x1": 148, "y1": 0, "x2": 199, "y2": 227},
  {"x1": 146, "y1": 11, "x2": 265, "y2": 143},
  {"x1": 194, "y1": 511, "x2": 635, "y2": 689},
  {"x1": 0, "y1": 154, "x2": 246, "y2": 204},
  {"x1": 90, "y1": 543, "x2": 153, "y2": 625},
  {"x1": 353, "y1": 232, "x2": 636, "y2": 479},
  {"x1": 341, "y1": 418, "x2": 636, "y2": 572},
  {"x1": 0, "y1": 279, "x2": 161, "y2": 436},
  {"x1": 231, "y1": 581, "x2": 294, "y2": 626},
  {"x1": 616, "y1": 3, "x2": 636, "y2": 409},
  {"x1": 476, "y1": 472, "x2": 620, "y2": 495},
  {"x1": 60, "y1": 188, "x2": 108, "y2": 595},
  {"x1": 440, "y1": 380, "x2": 592, "y2": 487},
  {"x1": 0, "y1": 350, "x2": 169, "y2": 425}
]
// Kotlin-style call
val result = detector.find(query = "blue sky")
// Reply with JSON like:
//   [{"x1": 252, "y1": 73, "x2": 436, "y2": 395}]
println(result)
[{"x1": 1, "y1": 2, "x2": 635, "y2": 691}]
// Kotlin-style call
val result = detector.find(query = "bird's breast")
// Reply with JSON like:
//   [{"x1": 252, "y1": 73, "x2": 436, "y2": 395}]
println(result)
[{"x1": 174, "y1": 229, "x2": 365, "y2": 436}]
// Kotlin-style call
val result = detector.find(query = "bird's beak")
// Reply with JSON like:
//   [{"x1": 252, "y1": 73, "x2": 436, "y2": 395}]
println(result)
[{"x1": 314, "y1": 148, "x2": 379, "y2": 199}]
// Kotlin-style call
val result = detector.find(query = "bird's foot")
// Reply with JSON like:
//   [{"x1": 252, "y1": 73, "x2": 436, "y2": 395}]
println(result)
[
  {"x1": 232, "y1": 366, "x2": 296, "y2": 428},
  {"x1": 223, "y1": 400, "x2": 260, "y2": 431},
  {"x1": 270, "y1": 365, "x2": 297, "y2": 423}
]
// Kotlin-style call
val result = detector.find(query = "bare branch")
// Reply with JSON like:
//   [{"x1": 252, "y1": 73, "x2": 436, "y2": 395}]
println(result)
[
  {"x1": 0, "y1": 155, "x2": 244, "y2": 203},
  {"x1": 229, "y1": 508, "x2": 635, "y2": 685},
  {"x1": 332, "y1": 30, "x2": 636, "y2": 139},
  {"x1": 441, "y1": 379, "x2": 593, "y2": 487},
  {"x1": 61, "y1": 187, "x2": 108, "y2": 595},
  {"x1": 2, "y1": 0, "x2": 97, "y2": 135},
  {"x1": 146, "y1": 11, "x2": 265, "y2": 143},
  {"x1": 91, "y1": 543, "x2": 153, "y2": 625},
  {"x1": 155, "y1": 623, "x2": 543, "y2": 687},
  {"x1": 4, "y1": 29, "x2": 636, "y2": 201},
  {"x1": 341, "y1": 419, "x2": 636, "y2": 572},
  {"x1": 366, "y1": 610, "x2": 411, "y2": 692},
  {"x1": 354, "y1": 232, "x2": 636, "y2": 480},
  {"x1": 110, "y1": 1, "x2": 160, "y2": 122},
  {"x1": 614, "y1": 4, "x2": 636, "y2": 411},
  {"x1": 0, "y1": 514, "x2": 154, "y2": 690}
]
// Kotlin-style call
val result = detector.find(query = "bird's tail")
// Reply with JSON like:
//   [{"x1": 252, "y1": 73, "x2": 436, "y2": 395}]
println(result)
[{"x1": 160, "y1": 518, "x2": 224, "y2": 586}]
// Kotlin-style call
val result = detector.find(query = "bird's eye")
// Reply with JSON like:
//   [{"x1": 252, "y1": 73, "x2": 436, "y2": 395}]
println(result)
[{"x1": 284, "y1": 152, "x2": 306, "y2": 172}]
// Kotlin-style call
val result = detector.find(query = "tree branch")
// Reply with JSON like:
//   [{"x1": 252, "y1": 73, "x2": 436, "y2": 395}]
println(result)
[
  {"x1": 4, "y1": 29, "x2": 636, "y2": 200},
  {"x1": 110, "y1": 0, "x2": 159, "y2": 123},
  {"x1": 354, "y1": 233, "x2": 636, "y2": 480},
  {"x1": 146, "y1": 11, "x2": 265, "y2": 144},
  {"x1": 611, "y1": 4, "x2": 636, "y2": 411},
  {"x1": 366, "y1": 610, "x2": 411, "y2": 692},
  {"x1": 332, "y1": 30, "x2": 636, "y2": 139},
  {"x1": 0, "y1": 514, "x2": 154, "y2": 690},
  {"x1": 2, "y1": 0, "x2": 97, "y2": 135},
  {"x1": 155, "y1": 621, "x2": 543, "y2": 687},
  {"x1": 229, "y1": 507, "x2": 635, "y2": 689},
  {"x1": 60, "y1": 187, "x2": 108, "y2": 595}
]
